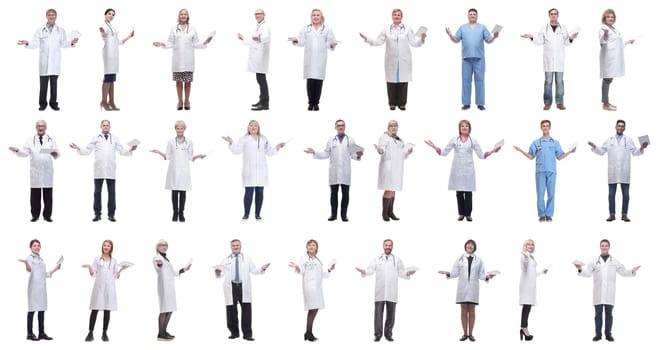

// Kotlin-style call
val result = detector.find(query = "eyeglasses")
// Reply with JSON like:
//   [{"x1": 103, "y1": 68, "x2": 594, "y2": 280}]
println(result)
[
  {"x1": 255, "y1": 13, "x2": 264, "y2": 16},
  {"x1": 158, "y1": 244, "x2": 168, "y2": 247},
  {"x1": 335, "y1": 124, "x2": 345, "y2": 127}
]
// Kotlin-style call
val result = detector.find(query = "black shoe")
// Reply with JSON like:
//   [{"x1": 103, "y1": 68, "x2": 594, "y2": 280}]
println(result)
[
  {"x1": 50, "y1": 105, "x2": 60, "y2": 111},
  {"x1": 157, "y1": 334, "x2": 173, "y2": 341},
  {"x1": 251, "y1": 104, "x2": 269, "y2": 111},
  {"x1": 85, "y1": 332, "x2": 94, "y2": 342},
  {"x1": 545, "y1": 216, "x2": 552, "y2": 222},
  {"x1": 165, "y1": 332, "x2": 175, "y2": 339},
  {"x1": 179, "y1": 213, "x2": 186, "y2": 222},
  {"x1": 398, "y1": 105, "x2": 406, "y2": 111},
  {"x1": 621, "y1": 214, "x2": 630, "y2": 222},
  {"x1": 312, "y1": 104, "x2": 319, "y2": 111},
  {"x1": 242, "y1": 215, "x2": 249, "y2": 221},
  {"x1": 108, "y1": 216, "x2": 116, "y2": 222},
  {"x1": 468, "y1": 335, "x2": 476, "y2": 342},
  {"x1": 606, "y1": 214, "x2": 615, "y2": 222},
  {"x1": 606, "y1": 335, "x2": 614, "y2": 342},
  {"x1": 374, "y1": 336, "x2": 382, "y2": 342},
  {"x1": 243, "y1": 336, "x2": 255, "y2": 341},
  {"x1": 228, "y1": 334, "x2": 239, "y2": 339},
  {"x1": 327, "y1": 215, "x2": 337, "y2": 221},
  {"x1": 255, "y1": 215, "x2": 262, "y2": 221},
  {"x1": 461, "y1": 105, "x2": 470, "y2": 110},
  {"x1": 389, "y1": 106, "x2": 396, "y2": 110},
  {"x1": 592, "y1": 336, "x2": 602, "y2": 342},
  {"x1": 308, "y1": 104, "x2": 314, "y2": 111},
  {"x1": 177, "y1": 105, "x2": 183, "y2": 111},
  {"x1": 251, "y1": 101, "x2": 261, "y2": 107},
  {"x1": 477, "y1": 105, "x2": 485, "y2": 111},
  {"x1": 172, "y1": 213, "x2": 178, "y2": 222},
  {"x1": 466, "y1": 216, "x2": 473, "y2": 222},
  {"x1": 93, "y1": 215, "x2": 102, "y2": 222},
  {"x1": 184, "y1": 103, "x2": 191, "y2": 110},
  {"x1": 389, "y1": 213, "x2": 400, "y2": 221},
  {"x1": 520, "y1": 329, "x2": 533, "y2": 341},
  {"x1": 459, "y1": 335, "x2": 468, "y2": 341},
  {"x1": 458, "y1": 215, "x2": 465, "y2": 221},
  {"x1": 31, "y1": 217, "x2": 39, "y2": 222},
  {"x1": 101, "y1": 332, "x2": 109, "y2": 342},
  {"x1": 341, "y1": 216, "x2": 349, "y2": 222},
  {"x1": 385, "y1": 335, "x2": 394, "y2": 342},
  {"x1": 304, "y1": 333, "x2": 317, "y2": 342},
  {"x1": 538, "y1": 217, "x2": 546, "y2": 222},
  {"x1": 44, "y1": 217, "x2": 53, "y2": 222},
  {"x1": 27, "y1": 334, "x2": 40, "y2": 341},
  {"x1": 38, "y1": 334, "x2": 53, "y2": 340},
  {"x1": 39, "y1": 106, "x2": 47, "y2": 111}
]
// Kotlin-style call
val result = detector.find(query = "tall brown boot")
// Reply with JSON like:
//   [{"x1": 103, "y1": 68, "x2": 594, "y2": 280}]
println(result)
[
  {"x1": 108, "y1": 83, "x2": 120, "y2": 110},
  {"x1": 100, "y1": 83, "x2": 111, "y2": 111}
]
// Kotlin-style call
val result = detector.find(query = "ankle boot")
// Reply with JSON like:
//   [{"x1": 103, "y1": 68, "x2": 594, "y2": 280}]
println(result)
[
  {"x1": 382, "y1": 198, "x2": 391, "y2": 221},
  {"x1": 388, "y1": 197, "x2": 400, "y2": 220}
]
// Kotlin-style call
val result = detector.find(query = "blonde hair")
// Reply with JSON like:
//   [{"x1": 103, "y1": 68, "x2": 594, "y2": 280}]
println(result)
[
  {"x1": 178, "y1": 8, "x2": 190, "y2": 24},
  {"x1": 522, "y1": 239, "x2": 535, "y2": 252},
  {"x1": 101, "y1": 239, "x2": 114, "y2": 257},
  {"x1": 392, "y1": 8, "x2": 403, "y2": 17},
  {"x1": 601, "y1": 9, "x2": 616, "y2": 24},
  {"x1": 246, "y1": 120, "x2": 262, "y2": 136},
  {"x1": 174, "y1": 120, "x2": 187, "y2": 130},
  {"x1": 156, "y1": 239, "x2": 168, "y2": 253},
  {"x1": 311, "y1": 9, "x2": 325, "y2": 24}
]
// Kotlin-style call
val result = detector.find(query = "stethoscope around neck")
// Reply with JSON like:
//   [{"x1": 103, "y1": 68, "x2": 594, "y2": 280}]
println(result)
[
  {"x1": 176, "y1": 23, "x2": 190, "y2": 33},
  {"x1": 175, "y1": 136, "x2": 188, "y2": 149},
  {"x1": 389, "y1": 23, "x2": 405, "y2": 34},
  {"x1": 306, "y1": 24, "x2": 326, "y2": 34},
  {"x1": 33, "y1": 134, "x2": 52, "y2": 146}
]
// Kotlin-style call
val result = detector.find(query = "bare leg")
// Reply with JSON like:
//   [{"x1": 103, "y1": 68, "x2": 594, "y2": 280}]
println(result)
[
  {"x1": 100, "y1": 83, "x2": 111, "y2": 110},
  {"x1": 460, "y1": 304, "x2": 469, "y2": 336},
  {"x1": 467, "y1": 304, "x2": 476, "y2": 336},
  {"x1": 108, "y1": 83, "x2": 119, "y2": 110},
  {"x1": 184, "y1": 82, "x2": 192, "y2": 109}
]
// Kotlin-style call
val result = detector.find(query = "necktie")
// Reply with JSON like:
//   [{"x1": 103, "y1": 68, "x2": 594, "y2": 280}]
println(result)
[
  {"x1": 39, "y1": 136, "x2": 43, "y2": 145},
  {"x1": 467, "y1": 256, "x2": 473, "y2": 280},
  {"x1": 104, "y1": 134, "x2": 108, "y2": 140},
  {"x1": 234, "y1": 255, "x2": 240, "y2": 282}
]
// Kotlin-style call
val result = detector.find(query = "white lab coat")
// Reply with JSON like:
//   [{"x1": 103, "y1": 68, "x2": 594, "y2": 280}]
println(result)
[
  {"x1": 313, "y1": 135, "x2": 360, "y2": 185},
  {"x1": 447, "y1": 254, "x2": 487, "y2": 304},
  {"x1": 532, "y1": 23, "x2": 571, "y2": 72},
  {"x1": 366, "y1": 24, "x2": 423, "y2": 82},
  {"x1": 591, "y1": 135, "x2": 643, "y2": 184},
  {"x1": 15, "y1": 134, "x2": 59, "y2": 188},
  {"x1": 229, "y1": 135, "x2": 278, "y2": 187},
  {"x1": 26, "y1": 253, "x2": 51, "y2": 312},
  {"x1": 89, "y1": 257, "x2": 119, "y2": 311},
  {"x1": 163, "y1": 24, "x2": 207, "y2": 72},
  {"x1": 153, "y1": 253, "x2": 180, "y2": 313},
  {"x1": 294, "y1": 24, "x2": 336, "y2": 80},
  {"x1": 361, "y1": 254, "x2": 409, "y2": 303},
  {"x1": 297, "y1": 255, "x2": 330, "y2": 310},
  {"x1": 164, "y1": 137, "x2": 194, "y2": 190},
  {"x1": 243, "y1": 21, "x2": 270, "y2": 73},
  {"x1": 101, "y1": 21, "x2": 122, "y2": 74},
  {"x1": 599, "y1": 25, "x2": 625, "y2": 78},
  {"x1": 26, "y1": 24, "x2": 72, "y2": 75},
  {"x1": 578, "y1": 255, "x2": 635, "y2": 305},
  {"x1": 77, "y1": 134, "x2": 132, "y2": 179},
  {"x1": 216, "y1": 253, "x2": 265, "y2": 306},
  {"x1": 519, "y1": 253, "x2": 544, "y2": 305},
  {"x1": 377, "y1": 134, "x2": 407, "y2": 191},
  {"x1": 440, "y1": 136, "x2": 485, "y2": 191}
]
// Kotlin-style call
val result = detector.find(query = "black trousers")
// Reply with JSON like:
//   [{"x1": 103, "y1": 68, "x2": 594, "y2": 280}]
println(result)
[
  {"x1": 39, "y1": 75, "x2": 58, "y2": 109},
  {"x1": 456, "y1": 191, "x2": 473, "y2": 216},
  {"x1": 386, "y1": 82, "x2": 408, "y2": 107},
  {"x1": 329, "y1": 184, "x2": 349, "y2": 218},
  {"x1": 520, "y1": 304, "x2": 532, "y2": 328},
  {"x1": 306, "y1": 79, "x2": 324, "y2": 105},
  {"x1": 374, "y1": 301, "x2": 396, "y2": 337},
  {"x1": 27, "y1": 311, "x2": 45, "y2": 336},
  {"x1": 171, "y1": 190, "x2": 187, "y2": 213},
  {"x1": 226, "y1": 283, "x2": 252, "y2": 338},
  {"x1": 256, "y1": 73, "x2": 269, "y2": 107},
  {"x1": 94, "y1": 179, "x2": 116, "y2": 216},
  {"x1": 30, "y1": 187, "x2": 53, "y2": 219}
]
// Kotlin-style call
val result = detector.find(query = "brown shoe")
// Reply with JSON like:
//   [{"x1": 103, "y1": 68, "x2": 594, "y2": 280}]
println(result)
[
  {"x1": 543, "y1": 104, "x2": 551, "y2": 110},
  {"x1": 603, "y1": 103, "x2": 617, "y2": 111},
  {"x1": 557, "y1": 104, "x2": 566, "y2": 110}
]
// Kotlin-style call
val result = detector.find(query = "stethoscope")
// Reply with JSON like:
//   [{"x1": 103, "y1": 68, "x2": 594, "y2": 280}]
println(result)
[
  {"x1": 33, "y1": 134, "x2": 52, "y2": 146},
  {"x1": 104, "y1": 21, "x2": 115, "y2": 35},
  {"x1": 455, "y1": 135, "x2": 473, "y2": 147},
  {"x1": 175, "y1": 136, "x2": 188, "y2": 149},
  {"x1": 41, "y1": 24, "x2": 61, "y2": 36},
  {"x1": 389, "y1": 23, "x2": 406, "y2": 35},
  {"x1": 176, "y1": 23, "x2": 190, "y2": 34},
  {"x1": 379, "y1": 253, "x2": 397, "y2": 267},
  {"x1": 97, "y1": 133, "x2": 113, "y2": 144},
  {"x1": 333, "y1": 134, "x2": 350, "y2": 147},
  {"x1": 304, "y1": 255, "x2": 322, "y2": 269},
  {"x1": 306, "y1": 24, "x2": 326, "y2": 34}
]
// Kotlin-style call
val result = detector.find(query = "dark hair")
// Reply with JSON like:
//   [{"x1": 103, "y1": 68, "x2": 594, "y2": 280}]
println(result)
[
  {"x1": 600, "y1": 239, "x2": 611, "y2": 246},
  {"x1": 29, "y1": 239, "x2": 41, "y2": 248},
  {"x1": 306, "y1": 239, "x2": 319, "y2": 253},
  {"x1": 230, "y1": 239, "x2": 241, "y2": 244},
  {"x1": 464, "y1": 239, "x2": 477, "y2": 253},
  {"x1": 468, "y1": 8, "x2": 478, "y2": 14},
  {"x1": 46, "y1": 9, "x2": 57, "y2": 16},
  {"x1": 540, "y1": 119, "x2": 551, "y2": 127},
  {"x1": 105, "y1": 8, "x2": 115, "y2": 16},
  {"x1": 458, "y1": 120, "x2": 472, "y2": 135},
  {"x1": 335, "y1": 119, "x2": 345, "y2": 126},
  {"x1": 548, "y1": 8, "x2": 559, "y2": 15},
  {"x1": 383, "y1": 239, "x2": 393, "y2": 246},
  {"x1": 616, "y1": 119, "x2": 626, "y2": 126}
]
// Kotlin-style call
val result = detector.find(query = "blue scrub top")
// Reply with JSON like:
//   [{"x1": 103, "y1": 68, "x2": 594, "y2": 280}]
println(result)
[
  {"x1": 455, "y1": 23, "x2": 491, "y2": 59},
  {"x1": 529, "y1": 137, "x2": 564, "y2": 173}
]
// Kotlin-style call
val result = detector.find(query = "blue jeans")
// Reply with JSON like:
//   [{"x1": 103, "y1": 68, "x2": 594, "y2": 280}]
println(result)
[
  {"x1": 461, "y1": 58, "x2": 485, "y2": 106},
  {"x1": 608, "y1": 183, "x2": 630, "y2": 214},
  {"x1": 594, "y1": 304, "x2": 614, "y2": 337},
  {"x1": 535, "y1": 172, "x2": 556, "y2": 217},
  {"x1": 544, "y1": 72, "x2": 564, "y2": 104}
]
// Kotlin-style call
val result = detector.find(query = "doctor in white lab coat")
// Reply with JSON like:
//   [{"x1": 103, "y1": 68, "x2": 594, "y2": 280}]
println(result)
[
  {"x1": 520, "y1": 8, "x2": 577, "y2": 109},
  {"x1": 151, "y1": 120, "x2": 206, "y2": 222},
  {"x1": 99, "y1": 8, "x2": 133, "y2": 111},
  {"x1": 19, "y1": 239, "x2": 61, "y2": 340},
  {"x1": 214, "y1": 239, "x2": 269, "y2": 341},
  {"x1": 239, "y1": 9, "x2": 271, "y2": 110},
  {"x1": 223, "y1": 120, "x2": 285, "y2": 221},
  {"x1": 17, "y1": 9, "x2": 78, "y2": 111},
  {"x1": 82, "y1": 240, "x2": 129, "y2": 342},
  {"x1": 599, "y1": 9, "x2": 635, "y2": 110},
  {"x1": 356, "y1": 239, "x2": 414, "y2": 342},
  {"x1": 375, "y1": 120, "x2": 413, "y2": 222},
  {"x1": 288, "y1": 9, "x2": 337, "y2": 111},
  {"x1": 289, "y1": 239, "x2": 335, "y2": 342},
  {"x1": 518, "y1": 239, "x2": 548, "y2": 340},
  {"x1": 439, "y1": 240, "x2": 495, "y2": 342},
  {"x1": 588, "y1": 120, "x2": 647, "y2": 221},
  {"x1": 70, "y1": 119, "x2": 137, "y2": 222},
  {"x1": 153, "y1": 239, "x2": 190, "y2": 341},
  {"x1": 305, "y1": 119, "x2": 363, "y2": 221},
  {"x1": 153, "y1": 8, "x2": 212, "y2": 110},
  {"x1": 575, "y1": 239, "x2": 640, "y2": 341},
  {"x1": 10, "y1": 120, "x2": 59, "y2": 222},
  {"x1": 360, "y1": 8, "x2": 425, "y2": 110}
]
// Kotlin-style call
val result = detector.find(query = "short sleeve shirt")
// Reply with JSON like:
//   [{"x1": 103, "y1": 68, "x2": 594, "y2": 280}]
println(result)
[
  {"x1": 529, "y1": 137, "x2": 564, "y2": 173},
  {"x1": 455, "y1": 23, "x2": 492, "y2": 59}
]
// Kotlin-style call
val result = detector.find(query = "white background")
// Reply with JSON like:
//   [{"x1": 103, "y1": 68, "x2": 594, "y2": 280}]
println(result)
[{"x1": 2, "y1": 0, "x2": 656, "y2": 349}]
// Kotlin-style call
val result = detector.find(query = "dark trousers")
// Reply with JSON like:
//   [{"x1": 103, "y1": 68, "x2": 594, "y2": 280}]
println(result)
[
  {"x1": 89, "y1": 310, "x2": 111, "y2": 332},
  {"x1": 594, "y1": 304, "x2": 614, "y2": 337},
  {"x1": 243, "y1": 186, "x2": 264, "y2": 217},
  {"x1": 226, "y1": 283, "x2": 252, "y2": 338},
  {"x1": 27, "y1": 311, "x2": 45, "y2": 336},
  {"x1": 171, "y1": 190, "x2": 187, "y2": 213},
  {"x1": 608, "y1": 183, "x2": 630, "y2": 214},
  {"x1": 520, "y1": 304, "x2": 532, "y2": 328},
  {"x1": 306, "y1": 79, "x2": 324, "y2": 105},
  {"x1": 601, "y1": 78, "x2": 613, "y2": 103},
  {"x1": 94, "y1": 179, "x2": 116, "y2": 216},
  {"x1": 456, "y1": 191, "x2": 473, "y2": 216},
  {"x1": 374, "y1": 301, "x2": 396, "y2": 338},
  {"x1": 386, "y1": 82, "x2": 408, "y2": 107},
  {"x1": 39, "y1": 75, "x2": 58, "y2": 109},
  {"x1": 256, "y1": 73, "x2": 269, "y2": 107},
  {"x1": 30, "y1": 187, "x2": 53, "y2": 219},
  {"x1": 329, "y1": 184, "x2": 349, "y2": 218}
]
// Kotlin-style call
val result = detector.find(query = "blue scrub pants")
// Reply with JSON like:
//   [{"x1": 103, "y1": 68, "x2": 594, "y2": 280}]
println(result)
[
  {"x1": 461, "y1": 57, "x2": 485, "y2": 106},
  {"x1": 535, "y1": 171, "x2": 556, "y2": 217}
]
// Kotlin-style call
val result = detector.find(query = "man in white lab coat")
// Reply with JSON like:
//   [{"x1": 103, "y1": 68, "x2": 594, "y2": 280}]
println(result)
[
  {"x1": 521, "y1": 8, "x2": 578, "y2": 110},
  {"x1": 17, "y1": 9, "x2": 78, "y2": 111},
  {"x1": 70, "y1": 120, "x2": 137, "y2": 222},
  {"x1": 575, "y1": 239, "x2": 640, "y2": 342},
  {"x1": 356, "y1": 239, "x2": 415, "y2": 342},
  {"x1": 238, "y1": 9, "x2": 270, "y2": 111},
  {"x1": 588, "y1": 120, "x2": 648, "y2": 222},
  {"x1": 10, "y1": 120, "x2": 59, "y2": 222},
  {"x1": 214, "y1": 239, "x2": 270, "y2": 341},
  {"x1": 305, "y1": 119, "x2": 363, "y2": 221}
]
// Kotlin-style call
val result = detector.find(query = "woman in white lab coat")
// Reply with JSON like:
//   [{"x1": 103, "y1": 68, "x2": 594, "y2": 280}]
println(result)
[
  {"x1": 18, "y1": 239, "x2": 61, "y2": 341},
  {"x1": 153, "y1": 239, "x2": 191, "y2": 341},
  {"x1": 439, "y1": 240, "x2": 495, "y2": 342},
  {"x1": 360, "y1": 8, "x2": 426, "y2": 110},
  {"x1": 82, "y1": 240, "x2": 129, "y2": 342},
  {"x1": 99, "y1": 8, "x2": 133, "y2": 111},
  {"x1": 599, "y1": 9, "x2": 635, "y2": 111},
  {"x1": 518, "y1": 239, "x2": 548, "y2": 341},
  {"x1": 153, "y1": 9, "x2": 212, "y2": 110},
  {"x1": 151, "y1": 120, "x2": 206, "y2": 222},
  {"x1": 375, "y1": 120, "x2": 413, "y2": 221},
  {"x1": 424, "y1": 120, "x2": 499, "y2": 221},
  {"x1": 222, "y1": 120, "x2": 285, "y2": 221},
  {"x1": 288, "y1": 9, "x2": 337, "y2": 111},
  {"x1": 289, "y1": 239, "x2": 335, "y2": 342}
]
